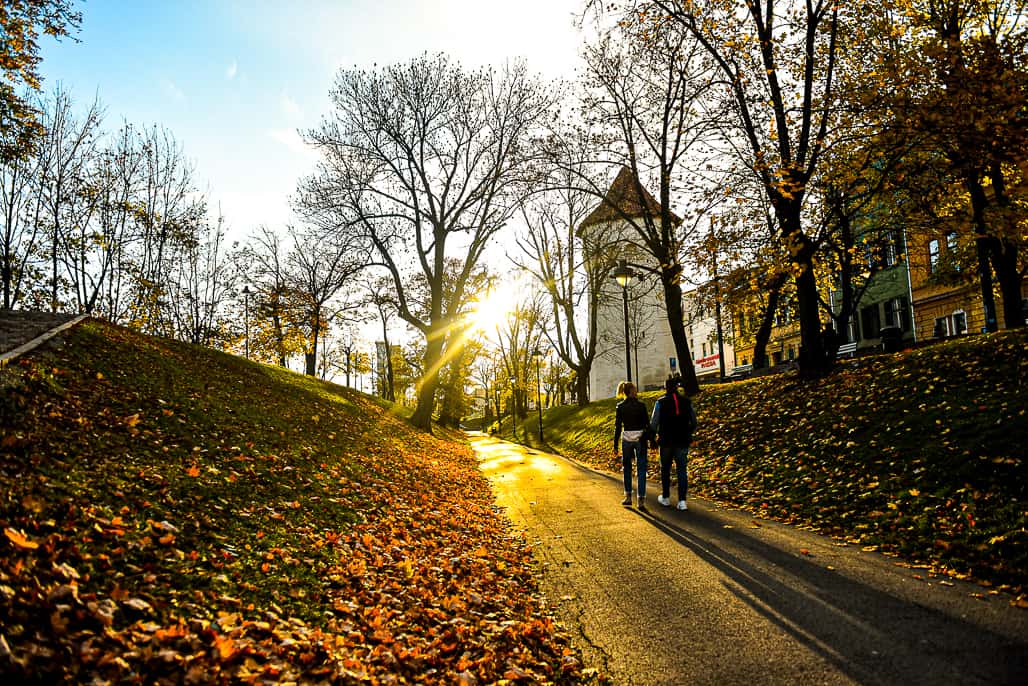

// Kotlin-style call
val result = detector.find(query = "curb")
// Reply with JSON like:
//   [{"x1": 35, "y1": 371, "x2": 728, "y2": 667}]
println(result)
[{"x1": 0, "y1": 314, "x2": 89, "y2": 368}]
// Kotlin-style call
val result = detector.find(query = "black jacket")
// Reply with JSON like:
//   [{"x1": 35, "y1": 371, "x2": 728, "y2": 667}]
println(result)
[
  {"x1": 652, "y1": 392, "x2": 697, "y2": 447},
  {"x1": 614, "y1": 397, "x2": 650, "y2": 448}
]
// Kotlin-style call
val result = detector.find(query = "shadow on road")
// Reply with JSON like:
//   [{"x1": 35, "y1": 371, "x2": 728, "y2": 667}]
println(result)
[
  {"x1": 470, "y1": 432, "x2": 1027, "y2": 685},
  {"x1": 633, "y1": 505, "x2": 1028, "y2": 685}
]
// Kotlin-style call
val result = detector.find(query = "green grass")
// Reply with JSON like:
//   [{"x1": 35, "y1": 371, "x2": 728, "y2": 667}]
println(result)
[{"x1": 497, "y1": 329, "x2": 1028, "y2": 595}]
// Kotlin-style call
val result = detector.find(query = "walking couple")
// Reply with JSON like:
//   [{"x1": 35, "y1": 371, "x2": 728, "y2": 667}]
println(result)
[{"x1": 613, "y1": 375, "x2": 697, "y2": 511}]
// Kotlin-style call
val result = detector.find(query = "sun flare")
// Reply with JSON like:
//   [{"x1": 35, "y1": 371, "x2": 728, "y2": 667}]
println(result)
[{"x1": 467, "y1": 286, "x2": 518, "y2": 333}]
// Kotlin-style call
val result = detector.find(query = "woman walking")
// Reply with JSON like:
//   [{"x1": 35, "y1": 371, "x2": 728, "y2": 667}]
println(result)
[
  {"x1": 613, "y1": 381, "x2": 650, "y2": 509},
  {"x1": 650, "y1": 375, "x2": 698, "y2": 511}
]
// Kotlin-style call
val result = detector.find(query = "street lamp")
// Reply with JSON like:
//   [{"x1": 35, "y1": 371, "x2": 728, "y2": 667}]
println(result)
[
  {"x1": 509, "y1": 376, "x2": 517, "y2": 439},
  {"x1": 611, "y1": 259, "x2": 635, "y2": 383},
  {"x1": 242, "y1": 285, "x2": 251, "y2": 360},
  {"x1": 532, "y1": 349, "x2": 544, "y2": 442}
]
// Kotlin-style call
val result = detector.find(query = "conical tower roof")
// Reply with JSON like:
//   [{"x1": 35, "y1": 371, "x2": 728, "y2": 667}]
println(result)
[{"x1": 579, "y1": 167, "x2": 678, "y2": 230}]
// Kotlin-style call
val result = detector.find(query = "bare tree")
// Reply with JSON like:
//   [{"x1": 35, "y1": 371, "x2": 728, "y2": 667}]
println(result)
[
  {"x1": 514, "y1": 132, "x2": 611, "y2": 406},
  {"x1": 1, "y1": 91, "x2": 49, "y2": 309},
  {"x1": 35, "y1": 86, "x2": 104, "y2": 312},
  {"x1": 494, "y1": 294, "x2": 548, "y2": 420},
  {"x1": 130, "y1": 124, "x2": 205, "y2": 335},
  {"x1": 365, "y1": 274, "x2": 398, "y2": 401},
  {"x1": 299, "y1": 53, "x2": 554, "y2": 431},
  {"x1": 575, "y1": 18, "x2": 723, "y2": 394},
  {"x1": 238, "y1": 226, "x2": 297, "y2": 366},
  {"x1": 168, "y1": 213, "x2": 232, "y2": 346},
  {"x1": 80, "y1": 123, "x2": 144, "y2": 317},
  {"x1": 285, "y1": 225, "x2": 366, "y2": 376}
]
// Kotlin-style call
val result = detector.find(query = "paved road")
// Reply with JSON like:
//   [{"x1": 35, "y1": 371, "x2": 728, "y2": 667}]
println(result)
[{"x1": 468, "y1": 432, "x2": 1028, "y2": 686}]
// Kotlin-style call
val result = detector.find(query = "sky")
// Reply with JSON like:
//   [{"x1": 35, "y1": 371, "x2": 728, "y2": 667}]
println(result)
[{"x1": 38, "y1": 0, "x2": 587, "y2": 244}]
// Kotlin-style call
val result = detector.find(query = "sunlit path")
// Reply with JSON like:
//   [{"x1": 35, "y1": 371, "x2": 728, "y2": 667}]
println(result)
[{"x1": 469, "y1": 432, "x2": 1028, "y2": 686}]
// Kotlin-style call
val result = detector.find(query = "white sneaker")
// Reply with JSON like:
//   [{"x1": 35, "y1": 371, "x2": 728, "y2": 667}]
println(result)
[
  {"x1": 657, "y1": 495, "x2": 671, "y2": 507},
  {"x1": 677, "y1": 500, "x2": 688, "y2": 511}
]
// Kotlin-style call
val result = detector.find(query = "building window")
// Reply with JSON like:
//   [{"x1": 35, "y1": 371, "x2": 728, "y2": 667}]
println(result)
[
  {"x1": 946, "y1": 232, "x2": 960, "y2": 271},
  {"x1": 934, "y1": 311, "x2": 968, "y2": 337},
  {"x1": 952, "y1": 310, "x2": 967, "y2": 335},
  {"x1": 883, "y1": 230, "x2": 904, "y2": 267},
  {"x1": 929, "y1": 239, "x2": 940, "y2": 273},
  {"x1": 860, "y1": 305, "x2": 880, "y2": 340},
  {"x1": 884, "y1": 297, "x2": 910, "y2": 332}
]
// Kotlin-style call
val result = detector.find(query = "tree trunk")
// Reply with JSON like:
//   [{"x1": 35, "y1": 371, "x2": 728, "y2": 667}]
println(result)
[
  {"x1": 661, "y1": 267, "x2": 699, "y2": 395},
  {"x1": 752, "y1": 278, "x2": 783, "y2": 370},
  {"x1": 992, "y1": 239, "x2": 1024, "y2": 329},
  {"x1": 780, "y1": 202, "x2": 828, "y2": 378},
  {"x1": 381, "y1": 322, "x2": 396, "y2": 401},
  {"x1": 411, "y1": 333, "x2": 445, "y2": 432},
  {"x1": 575, "y1": 370, "x2": 590, "y2": 408},
  {"x1": 795, "y1": 264, "x2": 827, "y2": 378},
  {"x1": 987, "y1": 166, "x2": 1025, "y2": 330},
  {"x1": 966, "y1": 175, "x2": 1000, "y2": 333}
]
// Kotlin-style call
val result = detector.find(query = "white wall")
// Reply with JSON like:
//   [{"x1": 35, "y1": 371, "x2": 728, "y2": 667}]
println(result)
[{"x1": 584, "y1": 220, "x2": 735, "y2": 399}]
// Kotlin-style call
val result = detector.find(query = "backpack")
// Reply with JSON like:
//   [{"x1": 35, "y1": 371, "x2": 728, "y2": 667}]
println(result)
[{"x1": 657, "y1": 392, "x2": 695, "y2": 445}]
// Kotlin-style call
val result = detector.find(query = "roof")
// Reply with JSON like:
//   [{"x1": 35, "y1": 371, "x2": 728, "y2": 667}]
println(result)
[{"x1": 578, "y1": 167, "x2": 679, "y2": 230}]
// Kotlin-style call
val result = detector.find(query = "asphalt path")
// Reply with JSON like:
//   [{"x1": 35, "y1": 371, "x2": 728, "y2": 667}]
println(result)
[{"x1": 468, "y1": 432, "x2": 1028, "y2": 686}]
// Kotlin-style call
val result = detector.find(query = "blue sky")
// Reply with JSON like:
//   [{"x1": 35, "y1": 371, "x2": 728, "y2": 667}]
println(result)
[{"x1": 39, "y1": 0, "x2": 585, "y2": 242}]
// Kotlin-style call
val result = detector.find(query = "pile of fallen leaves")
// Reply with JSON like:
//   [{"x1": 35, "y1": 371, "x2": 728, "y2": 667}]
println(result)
[
  {"x1": 0, "y1": 320, "x2": 600, "y2": 683},
  {"x1": 517, "y1": 329, "x2": 1027, "y2": 599}
]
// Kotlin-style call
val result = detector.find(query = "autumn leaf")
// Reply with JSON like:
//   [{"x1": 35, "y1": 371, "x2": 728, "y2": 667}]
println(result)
[
  {"x1": 212, "y1": 634, "x2": 237, "y2": 660},
  {"x1": 4, "y1": 527, "x2": 38, "y2": 549}
]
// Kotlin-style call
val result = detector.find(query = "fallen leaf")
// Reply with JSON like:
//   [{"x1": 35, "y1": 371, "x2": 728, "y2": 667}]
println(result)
[{"x1": 4, "y1": 528, "x2": 38, "y2": 550}]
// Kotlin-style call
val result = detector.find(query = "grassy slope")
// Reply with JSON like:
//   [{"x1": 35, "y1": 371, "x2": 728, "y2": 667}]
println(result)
[
  {"x1": 0, "y1": 321, "x2": 597, "y2": 684},
  {"x1": 499, "y1": 329, "x2": 1027, "y2": 596}
]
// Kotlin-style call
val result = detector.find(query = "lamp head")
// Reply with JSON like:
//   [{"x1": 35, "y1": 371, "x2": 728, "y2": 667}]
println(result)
[{"x1": 611, "y1": 259, "x2": 635, "y2": 288}]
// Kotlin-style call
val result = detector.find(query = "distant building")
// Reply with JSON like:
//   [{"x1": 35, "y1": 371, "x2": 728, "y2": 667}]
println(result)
[
  {"x1": 580, "y1": 168, "x2": 734, "y2": 397},
  {"x1": 908, "y1": 229, "x2": 988, "y2": 338},
  {"x1": 731, "y1": 296, "x2": 802, "y2": 368},
  {"x1": 832, "y1": 228, "x2": 916, "y2": 351}
]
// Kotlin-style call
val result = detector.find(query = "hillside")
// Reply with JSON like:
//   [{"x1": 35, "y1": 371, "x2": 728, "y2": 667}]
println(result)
[
  {"x1": 0, "y1": 320, "x2": 598, "y2": 684},
  {"x1": 502, "y1": 329, "x2": 1028, "y2": 598}
]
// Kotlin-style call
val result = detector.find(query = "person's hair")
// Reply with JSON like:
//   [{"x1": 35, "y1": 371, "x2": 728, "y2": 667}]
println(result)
[{"x1": 616, "y1": 381, "x2": 637, "y2": 398}]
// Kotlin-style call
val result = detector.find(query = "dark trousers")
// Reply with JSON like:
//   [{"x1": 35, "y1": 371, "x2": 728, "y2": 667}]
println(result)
[{"x1": 659, "y1": 443, "x2": 689, "y2": 501}]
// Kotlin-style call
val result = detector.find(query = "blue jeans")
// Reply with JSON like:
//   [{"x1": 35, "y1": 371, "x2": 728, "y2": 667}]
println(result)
[
  {"x1": 621, "y1": 440, "x2": 648, "y2": 496},
  {"x1": 660, "y1": 443, "x2": 689, "y2": 501}
]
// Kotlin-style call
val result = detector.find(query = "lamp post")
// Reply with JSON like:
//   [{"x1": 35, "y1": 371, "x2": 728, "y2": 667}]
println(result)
[
  {"x1": 509, "y1": 376, "x2": 517, "y2": 438},
  {"x1": 533, "y1": 349, "x2": 544, "y2": 442},
  {"x1": 611, "y1": 259, "x2": 635, "y2": 383},
  {"x1": 242, "y1": 285, "x2": 251, "y2": 360}
]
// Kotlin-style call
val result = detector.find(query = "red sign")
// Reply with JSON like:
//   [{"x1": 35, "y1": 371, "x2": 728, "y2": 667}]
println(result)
[{"x1": 695, "y1": 354, "x2": 719, "y2": 370}]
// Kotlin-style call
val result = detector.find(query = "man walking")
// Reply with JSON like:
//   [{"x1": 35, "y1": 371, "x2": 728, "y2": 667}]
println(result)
[{"x1": 650, "y1": 375, "x2": 697, "y2": 511}]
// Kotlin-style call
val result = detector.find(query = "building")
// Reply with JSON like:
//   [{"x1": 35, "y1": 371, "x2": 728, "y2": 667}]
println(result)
[
  {"x1": 908, "y1": 229, "x2": 989, "y2": 338},
  {"x1": 833, "y1": 229, "x2": 916, "y2": 351},
  {"x1": 730, "y1": 298, "x2": 802, "y2": 369},
  {"x1": 580, "y1": 168, "x2": 734, "y2": 397}
]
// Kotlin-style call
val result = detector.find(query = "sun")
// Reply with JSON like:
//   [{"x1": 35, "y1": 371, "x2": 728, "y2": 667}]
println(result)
[{"x1": 466, "y1": 286, "x2": 518, "y2": 334}]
